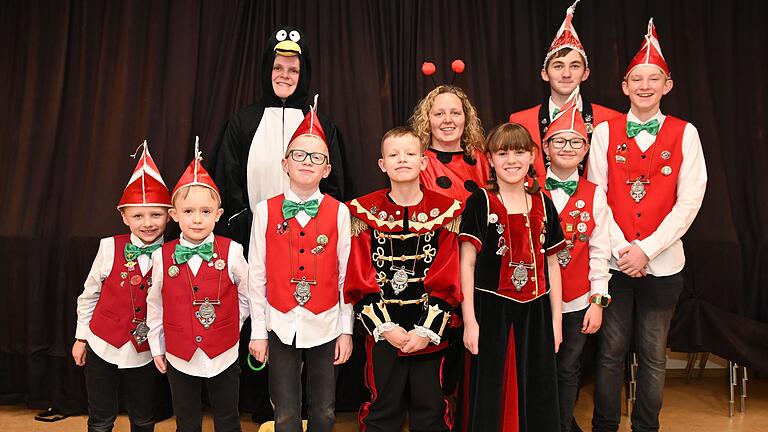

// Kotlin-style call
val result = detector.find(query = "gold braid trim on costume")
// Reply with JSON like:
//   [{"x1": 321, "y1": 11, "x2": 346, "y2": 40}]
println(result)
[
  {"x1": 443, "y1": 214, "x2": 462, "y2": 234},
  {"x1": 351, "y1": 216, "x2": 369, "y2": 237}
]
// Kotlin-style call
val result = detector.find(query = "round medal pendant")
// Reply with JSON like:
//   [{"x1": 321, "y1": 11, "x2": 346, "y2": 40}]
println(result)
[
  {"x1": 556, "y1": 248, "x2": 572, "y2": 268},
  {"x1": 661, "y1": 166, "x2": 673, "y2": 176},
  {"x1": 130, "y1": 275, "x2": 142, "y2": 286},
  {"x1": 430, "y1": 208, "x2": 440, "y2": 217},
  {"x1": 214, "y1": 259, "x2": 226, "y2": 271},
  {"x1": 512, "y1": 263, "x2": 529, "y2": 291},
  {"x1": 293, "y1": 279, "x2": 312, "y2": 306},
  {"x1": 488, "y1": 213, "x2": 498, "y2": 224},
  {"x1": 577, "y1": 222, "x2": 588, "y2": 233},
  {"x1": 540, "y1": 233, "x2": 546, "y2": 244},
  {"x1": 580, "y1": 212, "x2": 591, "y2": 222},
  {"x1": 316, "y1": 234, "x2": 329, "y2": 246},
  {"x1": 132, "y1": 321, "x2": 150, "y2": 345},
  {"x1": 661, "y1": 150, "x2": 671, "y2": 160},
  {"x1": 390, "y1": 268, "x2": 409, "y2": 295},
  {"x1": 378, "y1": 211, "x2": 388, "y2": 221},
  {"x1": 579, "y1": 233, "x2": 589, "y2": 242},
  {"x1": 168, "y1": 265, "x2": 179, "y2": 278},
  {"x1": 120, "y1": 272, "x2": 128, "y2": 279},
  {"x1": 417, "y1": 212, "x2": 428, "y2": 223},
  {"x1": 575, "y1": 200, "x2": 586, "y2": 209},
  {"x1": 195, "y1": 298, "x2": 216, "y2": 329}
]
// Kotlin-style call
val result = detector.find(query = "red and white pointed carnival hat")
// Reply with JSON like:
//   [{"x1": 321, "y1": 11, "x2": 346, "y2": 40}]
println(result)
[
  {"x1": 625, "y1": 18, "x2": 670, "y2": 79},
  {"x1": 543, "y1": 0, "x2": 588, "y2": 69},
  {"x1": 171, "y1": 136, "x2": 221, "y2": 203},
  {"x1": 117, "y1": 140, "x2": 172, "y2": 209},
  {"x1": 542, "y1": 86, "x2": 588, "y2": 142},
  {"x1": 289, "y1": 94, "x2": 328, "y2": 147}
]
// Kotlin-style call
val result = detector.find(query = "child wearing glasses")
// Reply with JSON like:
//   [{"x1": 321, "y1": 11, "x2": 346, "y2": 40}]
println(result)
[
  {"x1": 541, "y1": 88, "x2": 613, "y2": 432},
  {"x1": 247, "y1": 97, "x2": 354, "y2": 432}
]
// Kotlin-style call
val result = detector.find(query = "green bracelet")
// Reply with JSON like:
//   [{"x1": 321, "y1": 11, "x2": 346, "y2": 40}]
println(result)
[{"x1": 247, "y1": 353, "x2": 266, "y2": 371}]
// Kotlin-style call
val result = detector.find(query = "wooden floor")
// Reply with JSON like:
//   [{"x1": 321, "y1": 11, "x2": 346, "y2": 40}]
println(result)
[{"x1": 1, "y1": 377, "x2": 766, "y2": 431}]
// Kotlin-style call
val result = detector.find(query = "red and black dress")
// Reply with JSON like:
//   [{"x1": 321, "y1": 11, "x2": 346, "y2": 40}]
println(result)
[
  {"x1": 345, "y1": 188, "x2": 463, "y2": 432},
  {"x1": 458, "y1": 188, "x2": 565, "y2": 432},
  {"x1": 421, "y1": 148, "x2": 490, "y2": 204}
]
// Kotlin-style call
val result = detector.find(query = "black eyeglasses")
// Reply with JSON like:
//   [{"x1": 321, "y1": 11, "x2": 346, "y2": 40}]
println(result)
[
  {"x1": 288, "y1": 149, "x2": 328, "y2": 165},
  {"x1": 547, "y1": 137, "x2": 587, "y2": 149}
]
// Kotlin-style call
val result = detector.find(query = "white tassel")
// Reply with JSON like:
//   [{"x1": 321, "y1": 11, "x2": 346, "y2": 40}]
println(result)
[{"x1": 567, "y1": 0, "x2": 580, "y2": 15}]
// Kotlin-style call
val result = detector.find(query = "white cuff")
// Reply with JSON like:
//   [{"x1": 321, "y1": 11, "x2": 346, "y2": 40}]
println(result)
[
  {"x1": 414, "y1": 325, "x2": 441, "y2": 345},
  {"x1": 373, "y1": 322, "x2": 400, "y2": 342}
]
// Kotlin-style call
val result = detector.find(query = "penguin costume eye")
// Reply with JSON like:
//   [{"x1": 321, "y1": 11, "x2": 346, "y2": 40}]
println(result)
[
  {"x1": 289, "y1": 30, "x2": 301, "y2": 42},
  {"x1": 276, "y1": 29, "x2": 288, "y2": 41}
]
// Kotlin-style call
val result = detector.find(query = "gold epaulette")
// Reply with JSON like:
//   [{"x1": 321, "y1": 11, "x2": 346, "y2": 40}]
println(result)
[{"x1": 351, "y1": 216, "x2": 369, "y2": 237}]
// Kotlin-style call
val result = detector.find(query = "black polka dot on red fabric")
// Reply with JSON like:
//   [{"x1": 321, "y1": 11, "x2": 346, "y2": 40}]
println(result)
[
  {"x1": 436, "y1": 176, "x2": 453, "y2": 189},
  {"x1": 436, "y1": 152, "x2": 452, "y2": 164},
  {"x1": 464, "y1": 180, "x2": 479, "y2": 192},
  {"x1": 463, "y1": 154, "x2": 477, "y2": 165}
]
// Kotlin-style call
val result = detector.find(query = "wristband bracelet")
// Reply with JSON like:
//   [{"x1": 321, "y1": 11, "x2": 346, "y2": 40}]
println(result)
[{"x1": 589, "y1": 293, "x2": 612, "y2": 308}]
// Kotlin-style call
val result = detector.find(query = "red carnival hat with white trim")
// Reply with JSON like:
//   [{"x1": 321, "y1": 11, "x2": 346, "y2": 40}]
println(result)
[
  {"x1": 542, "y1": 86, "x2": 588, "y2": 142},
  {"x1": 117, "y1": 140, "x2": 172, "y2": 209},
  {"x1": 171, "y1": 136, "x2": 221, "y2": 203},
  {"x1": 289, "y1": 94, "x2": 327, "y2": 148},
  {"x1": 543, "y1": 0, "x2": 587, "y2": 69},
  {"x1": 625, "y1": 18, "x2": 670, "y2": 79}
]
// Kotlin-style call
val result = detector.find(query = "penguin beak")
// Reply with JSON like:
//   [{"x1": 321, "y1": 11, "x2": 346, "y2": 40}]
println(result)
[{"x1": 274, "y1": 40, "x2": 301, "y2": 56}]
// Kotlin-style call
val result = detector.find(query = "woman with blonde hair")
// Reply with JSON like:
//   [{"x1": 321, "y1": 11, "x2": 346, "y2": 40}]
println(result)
[{"x1": 409, "y1": 84, "x2": 489, "y2": 203}]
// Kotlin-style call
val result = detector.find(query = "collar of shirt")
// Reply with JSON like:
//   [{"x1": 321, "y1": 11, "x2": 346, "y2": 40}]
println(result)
[
  {"x1": 285, "y1": 187, "x2": 324, "y2": 228},
  {"x1": 129, "y1": 234, "x2": 162, "y2": 276},
  {"x1": 549, "y1": 95, "x2": 583, "y2": 120},
  {"x1": 546, "y1": 167, "x2": 580, "y2": 213},
  {"x1": 179, "y1": 233, "x2": 215, "y2": 275}
]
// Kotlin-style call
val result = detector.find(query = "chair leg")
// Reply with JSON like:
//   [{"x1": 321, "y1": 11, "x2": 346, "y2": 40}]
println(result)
[
  {"x1": 739, "y1": 366, "x2": 748, "y2": 413},
  {"x1": 728, "y1": 361, "x2": 737, "y2": 417}
]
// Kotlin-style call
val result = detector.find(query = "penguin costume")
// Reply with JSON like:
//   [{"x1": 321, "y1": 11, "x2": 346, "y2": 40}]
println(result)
[{"x1": 209, "y1": 27, "x2": 352, "y2": 252}]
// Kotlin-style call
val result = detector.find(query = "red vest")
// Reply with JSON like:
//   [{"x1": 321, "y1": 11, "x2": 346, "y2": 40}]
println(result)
[
  {"x1": 545, "y1": 180, "x2": 597, "y2": 302},
  {"x1": 265, "y1": 194, "x2": 341, "y2": 314},
  {"x1": 160, "y1": 237, "x2": 240, "y2": 361},
  {"x1": 510, "y1": 103, "x2": 621, "y2": 184},
  {"x1": 486, "y1": 191, "x2": 552, "y2": 302},
  {"x1": 606, "y1": 115, "x2": 685, "y2": 242},
  {"x1": 89, "y1": 235, "x2": 151, "y2": 352}
]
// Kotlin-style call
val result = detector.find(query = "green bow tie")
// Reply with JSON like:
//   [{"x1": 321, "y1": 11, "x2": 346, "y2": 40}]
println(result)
[
  {"x1": 124, "y1": 243, "x2": 161, "y2": 262},
  {"x1": 282, "y1": 199, "x2": 319, "y2": 219},
  {"x1": 545, "y1": 177, "x2": 578, "y2": 196},
  {"x1": 174, "y1": 242, "x2": 214, "y2": 264},
  {"x1": 551, "y1": 107, "x2": 560, "y2": 119},
  {"x1": 626, "y1": 119, "x2": 660, "y2": 138}
]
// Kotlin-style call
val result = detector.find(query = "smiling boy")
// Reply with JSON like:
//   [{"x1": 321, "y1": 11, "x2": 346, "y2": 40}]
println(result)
[
  {"x1": 345, "y1": 126, "x2": 462, "y2": 432},
  {"x1": 247, "y1": 97, "x2": 353, "y2": 432},
  {"x1": 586, "y1": 19, "x2": 707, "y2": 432}
]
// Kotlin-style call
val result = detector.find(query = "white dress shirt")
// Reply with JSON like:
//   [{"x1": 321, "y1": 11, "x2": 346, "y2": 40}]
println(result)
[
  {"x1": 75, "y1": 234, "x2": 159, "y2": 368},
  {"x1": 147, "y1": 233, "x2": 250, "y2": 378},
  {"x1": 248, "y1": 188, "x2": 354, "y2": 348},
  {"x1": 587, "y1": 109, "x2": 708, "y2": 276},
  {"x1": 546, "y1": 169, "x2": 612, "y2": 313}
]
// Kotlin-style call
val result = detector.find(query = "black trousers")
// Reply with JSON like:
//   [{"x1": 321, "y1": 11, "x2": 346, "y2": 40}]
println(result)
[
  {"x1": 83, "y1": 346, "x2": 157, "y2": 432},
  {"x1": 557, "y1": 307, "x2": 590, "y2": 432},
  {"x1": 166, "y1": 360, "x2": 241, "y2": 432},
  {"x1": 267, "y1": 331, "x2": 337, "y2": 432},
  {"x1": 359, "y1": 337, "x2": 450, "y2": 432}
]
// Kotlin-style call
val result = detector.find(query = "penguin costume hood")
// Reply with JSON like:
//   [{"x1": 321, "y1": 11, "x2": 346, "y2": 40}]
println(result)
[
  {"x1": 207, "y1": 26, "x2": 352, "y2": 253},
  {"x1": 259, "y1": 26, "x2": 312, "y2": 109}
]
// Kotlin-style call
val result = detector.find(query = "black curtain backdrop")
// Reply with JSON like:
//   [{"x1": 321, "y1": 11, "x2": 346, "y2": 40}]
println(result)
[{"x1": 1, "y1": 0, "x2": 766, "y2": 416}]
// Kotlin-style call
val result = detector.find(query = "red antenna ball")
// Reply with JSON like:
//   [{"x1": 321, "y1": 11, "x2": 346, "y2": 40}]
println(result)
[
  {"x1": 451, "y1": 59, "x2": 465, "y2": 74},
  {"x1": 421, "y1": 62, "x2": 437, "y2": 76}
]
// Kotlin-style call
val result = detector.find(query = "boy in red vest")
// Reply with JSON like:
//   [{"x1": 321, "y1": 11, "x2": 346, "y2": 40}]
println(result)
[
  {"x1": 345, "y1": 126, "x2": 462, "y2": 432},
  {"x1": 146, "y1": 138, "x2": 250, "y2": 432},
  {"x1": 509, "y1": 0, "x2": 620, "y2": 183},
  {"x1": 541, "y1": 88, "x2": 613, "y2": 432},
  {"x1": 586, "y1": 19, "x2": 707, "y2": 432},
  {"x1": 247, "y1": 96, "x2": 353, "y2": 432},
  {"x1": 73, "y1": 141, "x2": 170, "y2": 432}
]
